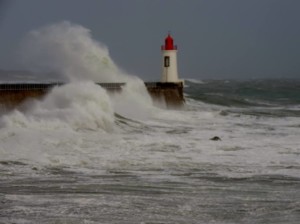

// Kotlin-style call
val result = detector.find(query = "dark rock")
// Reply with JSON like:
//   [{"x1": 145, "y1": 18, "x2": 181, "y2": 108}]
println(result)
[{"x1": 210, "y1": 136, "x2": 221, "y2": 141}]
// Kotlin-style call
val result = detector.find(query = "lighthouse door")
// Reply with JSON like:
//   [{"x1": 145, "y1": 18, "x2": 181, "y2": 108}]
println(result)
[{"x1": 164, "y1": 56, "x2": 170, "y2": 67}]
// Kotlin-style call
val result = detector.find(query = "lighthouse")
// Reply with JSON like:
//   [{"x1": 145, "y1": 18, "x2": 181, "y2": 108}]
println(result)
[{"x1": 161, "y1": 33, "x2": 181, "y2": 83}]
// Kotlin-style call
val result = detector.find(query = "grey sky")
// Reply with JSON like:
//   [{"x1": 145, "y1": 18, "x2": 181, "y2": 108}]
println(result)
[{"x1": 0, "y1": 0, "x2": 299, "y2": 80}]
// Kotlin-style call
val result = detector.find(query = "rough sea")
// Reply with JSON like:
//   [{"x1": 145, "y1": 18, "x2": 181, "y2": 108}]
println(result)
[{"x1": 0, "y1": 78, "x2": 299, "y2": 224}]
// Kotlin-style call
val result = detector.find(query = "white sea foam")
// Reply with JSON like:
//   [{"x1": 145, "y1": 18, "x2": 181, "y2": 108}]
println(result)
[
  {"x1": 1, "y1": 89, "x2": 300, "y2": 178},
  {"x1": 0, "y1": 21, "x2": 158, "y2": 167},
  {"x1": 2, "y1": 23, "x2": 300, "y2": 224},
  {"x1": 1, "y1": 22, "x2": 299, "y2": 180},
  {"x1": 109, "y1": 78, "x2": 155, "y2": 121},
  {"x1": 1, "y1": 82, "x2": 114, "y2": 131},
  {"x1": 2, "y1": 84, "x2": 299, "y2": 178},
  {"x1": 0, "y1": 82, "x2": 116, "y2": 165}
]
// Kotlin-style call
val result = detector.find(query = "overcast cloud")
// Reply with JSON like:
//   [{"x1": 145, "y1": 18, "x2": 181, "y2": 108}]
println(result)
[{"x1": 0, "y1": 0, "x2": 299, "y2": 80}]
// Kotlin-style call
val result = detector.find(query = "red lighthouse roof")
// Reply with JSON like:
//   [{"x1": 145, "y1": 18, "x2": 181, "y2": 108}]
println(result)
[{"x1": 161, "y1": 33, "x2": 177, "y2": 50}]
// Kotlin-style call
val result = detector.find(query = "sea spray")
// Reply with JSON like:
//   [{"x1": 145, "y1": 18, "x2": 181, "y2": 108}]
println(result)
[
  {"x1": 109, "y1": 77, "x2": 155, "y2": 120},
  {"x1": 18, "y1": 21, "x2": 155, "y2": 120},
  {"x1": 0, "y1": 21, "x2": 160, "y2": 167},
  {"x1": 19, "y1": 21, "x2": 126, "y2": 82}
]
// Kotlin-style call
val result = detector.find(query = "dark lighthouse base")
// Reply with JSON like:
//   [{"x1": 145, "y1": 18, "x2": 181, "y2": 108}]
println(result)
[
  {"x1": 0, "y1": 82, "x2": 184, "y2": 110},
  {"x1": 145, "y1": 82, "x2": 184, "y2": 108}
]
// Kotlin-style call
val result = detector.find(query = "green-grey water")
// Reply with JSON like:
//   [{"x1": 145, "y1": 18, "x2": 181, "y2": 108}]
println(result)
[{"x1": 1, "y1": 79, "x2": 300, "y2": 223}]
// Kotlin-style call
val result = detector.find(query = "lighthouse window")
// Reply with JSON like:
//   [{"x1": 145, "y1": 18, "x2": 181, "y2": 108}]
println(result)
[{"x1": 164, "y1": 56, "x2": 170, "y2": 67}]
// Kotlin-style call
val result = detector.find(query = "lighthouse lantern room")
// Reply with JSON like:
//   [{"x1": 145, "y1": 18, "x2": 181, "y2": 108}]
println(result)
[{"x1": 161, "y1": 33, "x2": 181, "y2": 83}]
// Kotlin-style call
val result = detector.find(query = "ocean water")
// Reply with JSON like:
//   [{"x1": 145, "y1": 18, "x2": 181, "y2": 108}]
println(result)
[
  {"x1": 0, "y1": 79, "x2": 299, "y2": 224},
  {"x1": 1, "y1": 21, "x2": 300, "y2": 223}
]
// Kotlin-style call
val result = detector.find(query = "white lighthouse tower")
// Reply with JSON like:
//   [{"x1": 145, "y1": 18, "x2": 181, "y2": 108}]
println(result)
[{"x1": 161, "y1": 33, "x2": 181, "y2": 83}]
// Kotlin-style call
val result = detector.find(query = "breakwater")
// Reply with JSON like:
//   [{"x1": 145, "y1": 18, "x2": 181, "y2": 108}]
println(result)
[{"x1": 0, "y1": 82, "x2": 184, "y2": 109}]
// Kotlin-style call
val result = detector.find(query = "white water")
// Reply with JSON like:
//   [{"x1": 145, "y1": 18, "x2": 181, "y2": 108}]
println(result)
[
  {"x1": 0, "y1": 22, "x2": 299, "y2": 179},
  {"x1": 20, "y1": 21, "x2": 127, "y2": 83},
  {"x1": 1, "y1": 22, "x2": 300, "y2": 224},
  {"x1": 1, "y1": 94, "x2": 299, "y2": 178},
  {"x1": 0, "y1": 21, "x2": 159, "y2": 168},
  {"x1": 1, "y1": 93, "x2": 300, "y2": 223}
]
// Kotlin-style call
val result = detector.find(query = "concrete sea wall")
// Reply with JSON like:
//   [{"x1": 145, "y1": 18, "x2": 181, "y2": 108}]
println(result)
[{"x1": 0, "y1": 82, "x2": 184, "y2": 110}]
